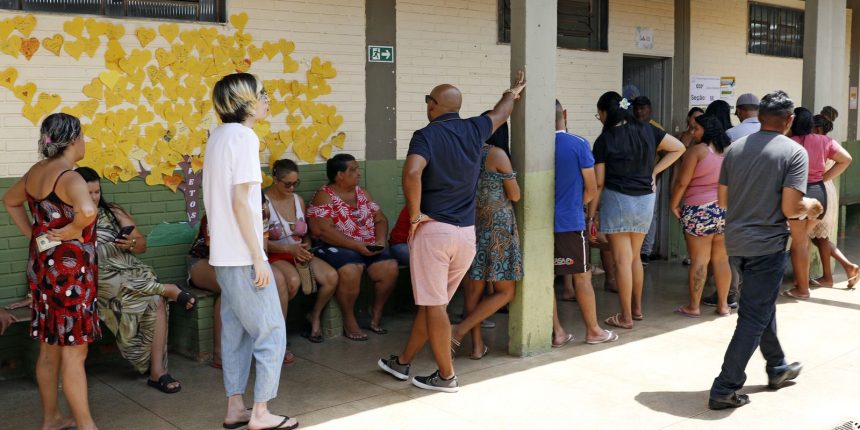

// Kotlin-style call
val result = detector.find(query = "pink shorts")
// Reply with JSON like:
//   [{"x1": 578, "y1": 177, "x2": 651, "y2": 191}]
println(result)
[{"x1": 408, "y1": 221, "x2": 476, "y2": 306}]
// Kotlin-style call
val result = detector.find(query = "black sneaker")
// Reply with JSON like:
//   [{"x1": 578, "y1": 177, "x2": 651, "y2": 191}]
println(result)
[
  {"x1": 702, "y1": 292, "x2": 739, "y2": 309},
  {"x1": 411, "y1": 370, "x2": 459, "y2": 393},
  {"x1": 708, "y1": 392, "x2": 750, "y2": 410},
  {"x1": 378, "y1": 355, "x2": 410, "y2": 381},
  {"x1": 640, "y1": 254, "x2": 650, "y2": 267},
  {"x1": 768, "y1": 362, "x2": 802, "y2": 389}
]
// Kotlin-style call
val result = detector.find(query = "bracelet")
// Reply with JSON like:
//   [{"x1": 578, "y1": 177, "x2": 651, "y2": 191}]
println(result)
[
  {"x1": 410, "y1": 214, "x2": 424, "y2": 224},
  {"x1": 503, "y1": 89, "x2": 516, "y2": 97}
]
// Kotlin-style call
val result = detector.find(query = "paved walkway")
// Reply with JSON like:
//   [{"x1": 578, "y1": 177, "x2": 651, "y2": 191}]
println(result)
[{"x1": 3, "y1": 235, "x2": 860, "y2": 429}]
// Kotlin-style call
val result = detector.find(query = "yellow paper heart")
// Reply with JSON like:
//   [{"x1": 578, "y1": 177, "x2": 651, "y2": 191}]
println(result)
[
  {"x1": 286, "y1": 114, "x2": 303, "y2": 129},
  {"x1": 161, "y1": 78, "x2": 178, "y2": 100},
  {"x1": 121, "y1": 85, "x2": 141, "y2": 104},
  {"x1": 284, "y1": 96, "x2": 300, "y2": 113},
  {"x1": 63, "y1": 39, "x2": 84, "y2": 60},
  {"x1": 262, "y1": 41, "x2": 279, "y2": 60},
  {"x1": 63, "y1": 17, "x2": 85, "y2": 38},
  {"x1": 99, "y1": 70, "x2": 122, "y2": 90},
  {"x1": 159, "y1": 23, "x2": 179, "y2": 43},
  {"x1": 105, "y1": 88, "x2": 123, "y2": 108},
  {"x1": 19, "y1": 36, "x2": 38, "y2": 60},
  {"x1": 234, "y1": 58, "x2": 251, "y2": 73},
  {"x1": 163, "y1": 174, "x2": 183, "y2": 192},
  {"x1": 269, "y1": 100, "x2": 285, "y2": 116},
  {"x1": 119, "y1": 49, "x2": 151, "y2": 75},
  {"x1": 142, "y1": 86, "x2": 162, "y2": 105},
  {"x1": 310, "y1": 57, "x2": 337, "y2": 79},
  {"x1": 104, "y1": 40, "x2": 126, "y2": 63},
  {"x1": 330, "y1": 132, "x2": 346, "y2": 149},
  {"x1": 280, "y1": 39, "x2": 296, "y2": 56},
  {"x1": 0, "y1": 19, "x2": 14, "y2": 40},
  {"x1": 247, "y1": 44, "x2": 264, "y2": 62},
  {"x1": 328, "y1": 114, "x2": 344, "y2": 130},
  {"x1": 14, "y1": 15, "x2": 36, "y2": 37},
  {"x1": 278, "y1": 130, "x2": 293, "y2": 146},
  {"x1": 0, "y1": 67, "x2": 17, "y2": 90},
  {"x1": 84, "y1": 18, "x2": 107, "y2": 38},
  {"x1": 62, "y1": 99, "x2": 99, "y2": 119},
  {"x1": 135, "y1": 27, "x2": 156, "y2": 48},
  {"x1": 36, "y1": 92, "x2": 61, "y2": 115},
  {"x1": 236, "y1": 32, "x2": 252, "y2": 48},
  {"x1": 282, "y1": 56, "x2": 299, "y2": 74},
  {"x1": 13, "y1": 82, "x2": 36, "y2": 103},
  {"x1": 127, "y1": 68, "x2": 146, "y2": 86},
  {"x1": 229, "y1": 12, "x2": 249, "y2": 32},
  {"x1": 106, "y1": 23, "x2": 125, "y2": 41},
  {"x1": 22, "y1": 103, "x2": 40, "y2": 125},
  {"x1": 82, "y1": 78, "x2": 103, "y2": 100},
  {"x1": 146, "y1": 65, "x2": 164, "y2": 85},
  {"x1": 42, "y1": 34, "x2": 63, "y2": 56},
  {"x1": 83, "y1": 37, "x2": 100, "y2": 57},
  {"x1": 1, "y1": 35, "x2": 22, "y2": 58},
  {"x1": 319, "y1": 144, "x2": 333, "y2": 160},
  {"x1": 155, "y1": 47, "x2": 176, "y2": 68},
  {"x1": 195, "y1": 99, "x2": 212, "y2": 115}
]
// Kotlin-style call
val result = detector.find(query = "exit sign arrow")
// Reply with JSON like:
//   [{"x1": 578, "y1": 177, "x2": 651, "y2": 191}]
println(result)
[{"x1": 368, "y1": 45, "x2": 394, "y2": 63}]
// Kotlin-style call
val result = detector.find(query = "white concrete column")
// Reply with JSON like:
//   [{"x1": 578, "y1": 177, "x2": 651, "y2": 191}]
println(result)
[
  {"x1": 803, "y1": 0, "x2": 849, "y2": 142},
  {"x1": 508, "y1": 0, "x2": 557, "y2": 356}
]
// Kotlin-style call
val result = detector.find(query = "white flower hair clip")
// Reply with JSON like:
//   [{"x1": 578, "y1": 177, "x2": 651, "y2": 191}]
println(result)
[{"x1": 619, "y1": 98, "x2": 630, "y2": 110}]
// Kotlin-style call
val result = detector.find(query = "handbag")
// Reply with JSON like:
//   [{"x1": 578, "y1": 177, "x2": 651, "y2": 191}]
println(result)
[{"x1": 296, "y1": 260, "x2": 317, "y2": 295}]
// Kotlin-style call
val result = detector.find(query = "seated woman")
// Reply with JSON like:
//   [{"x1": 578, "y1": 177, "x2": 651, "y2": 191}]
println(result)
[
  {"x1": 307, "y1": 154, "x2": 399, "y2": 341},
  {"x1": 76, "y1": 167, "x2": 195, "y2": 394},
  {"x1": 266, "y1": 159, "x2": 338, "y2": 343}
]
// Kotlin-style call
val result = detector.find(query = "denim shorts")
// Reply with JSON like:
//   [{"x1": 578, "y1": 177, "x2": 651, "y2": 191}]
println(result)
[
  {"x1": 314, "y1": 243, "x2": 395, "y2": 270},
  {"x1": 599, "y1": 188, "x2": 655, "y2": 234}
]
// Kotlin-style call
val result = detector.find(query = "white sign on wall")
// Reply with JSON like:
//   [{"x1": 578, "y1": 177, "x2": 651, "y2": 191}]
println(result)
[
  {"x1": 690, "y1": 75, "x2": 721, "y2": 106},
  {"x1": 636, "y1": 27, "x2": 654, "y2": 49}
]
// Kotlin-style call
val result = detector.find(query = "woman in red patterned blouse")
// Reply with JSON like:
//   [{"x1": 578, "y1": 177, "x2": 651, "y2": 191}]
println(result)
[{"x1": 308, "y1": 154, "x2": 399, "y2": 341}]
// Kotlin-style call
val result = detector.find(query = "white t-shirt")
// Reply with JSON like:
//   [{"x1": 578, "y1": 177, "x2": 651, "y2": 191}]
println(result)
[{"x1": 202, "y1": 123, "x2": 266, "y2": 266}]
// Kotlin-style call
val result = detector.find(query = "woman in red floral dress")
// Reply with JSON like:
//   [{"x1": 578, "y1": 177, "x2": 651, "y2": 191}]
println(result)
[{"x1": 2, "y1": 113, "x2": 100, "y2": 430}]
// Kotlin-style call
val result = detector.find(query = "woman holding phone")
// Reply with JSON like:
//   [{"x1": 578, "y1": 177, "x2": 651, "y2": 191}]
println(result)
[{"x1": 75, "y1": 167, "x2": 196, "y2": 394}]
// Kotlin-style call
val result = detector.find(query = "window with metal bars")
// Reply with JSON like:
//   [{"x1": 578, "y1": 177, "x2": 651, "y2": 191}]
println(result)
[
  {"x1": 498, "y1": 0, "x2": 608, "y2": 51},
  {"x1": 748, "y1": 2, "x2": 804, "y2": 58},
  {"x1": 0, "y1": 0, "x2": 225, "y2": 23}
]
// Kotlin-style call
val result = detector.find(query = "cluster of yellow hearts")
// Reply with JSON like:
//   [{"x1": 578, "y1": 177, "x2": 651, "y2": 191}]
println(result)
[{"x1": 3, "y1": 12, "x2": 348, "y2": 194}]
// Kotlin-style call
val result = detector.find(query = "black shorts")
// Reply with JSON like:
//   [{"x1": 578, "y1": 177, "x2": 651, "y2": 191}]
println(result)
[
  {"x1": 807, "y1": 181, "x2": 827, "y2": 220},
  {"x1": 554, "y1": 231, "x2": 590, "y2": 275}
]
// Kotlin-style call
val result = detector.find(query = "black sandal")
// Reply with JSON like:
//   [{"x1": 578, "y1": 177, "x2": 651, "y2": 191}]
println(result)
[
  {"x1": 147, "y1": 373, "x2": 181, "y2": 394},
  {"x1": 176, "y1": 289, "x2": 197, "y2": 311},
  {"x1": 301, "y1": 330, "x2": 324, "y2": 343},
  {"x1": 259, "y1": 416, "x2": 298, "y2": 430}
]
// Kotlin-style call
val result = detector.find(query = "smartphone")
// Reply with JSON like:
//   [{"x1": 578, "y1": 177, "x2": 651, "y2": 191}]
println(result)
[
  {"x1": 366, "y1": 244, "x2": 385, "y2": 252},
  {"x1": 117, "y1": 225, "x2": 135, "y2": 238}
]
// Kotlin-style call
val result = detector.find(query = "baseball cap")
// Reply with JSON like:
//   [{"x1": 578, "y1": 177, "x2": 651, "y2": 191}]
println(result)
[
  {"x1": 736, "y1": 93, "x2": 759, "y2": 107},
  {"x1": 631, "y1": 96, "x2": 652, "y2": 106}
]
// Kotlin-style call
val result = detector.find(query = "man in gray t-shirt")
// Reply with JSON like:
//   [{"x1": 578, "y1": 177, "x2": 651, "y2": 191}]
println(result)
[{"x1": 708, "y1": 91, "x2": 823, "y2": 411}]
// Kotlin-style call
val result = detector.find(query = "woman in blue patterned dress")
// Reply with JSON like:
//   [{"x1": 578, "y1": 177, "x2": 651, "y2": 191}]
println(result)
[{"x1": 451, "y1": 122, "x2": 522, "y2": 360}]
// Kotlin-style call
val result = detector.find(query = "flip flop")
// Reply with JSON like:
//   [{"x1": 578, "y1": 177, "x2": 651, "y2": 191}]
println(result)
[
  {"x1": 586, "y1": 330, "x2": 619, "y2": 345},
  {"x1": 254, "y1": 415, "x2": 299, "y2": 430},
  {"x1": 223, "y1": 420, "x2": 250, "y2": 429},
  {"x1": 673, "y1": 306, "x2": 701, "y2": 319},
  {"x1": 343, "y1": 331, "x2": 368, "y2": 341},
  {"x1": 368, "y1": 325, "x2": 388, "y2": 335},
  {"x1": 604, "y1": 313, "x2": 633, "y2": 329},
  {"x1": 147, "y1": 373, "x2": 181, "y2": 394},
  {"x1": 300, "y1": 331, "x2": 324, "y2": 343},
  {"x1": 551, "y1": 333, "x2": 574, "y2": 348},
  {"x1": 808, "y1": 278, "x2": 825, "y2": 288},
  {"x1": 632, "y1": 314, "x2": 644, "y2": 321},
  {"x1": 559, "y1": 296, "x2": 577, "y2": 302},
  {"x1": 781, "y1": 289, "x2": 809, "y2": 300},
  {"x1": 469, "y1": 345, "x2": 489, "y2": 360},
  {"x1": 846, "y1": 266, "x2": 859, "y2": 289}
]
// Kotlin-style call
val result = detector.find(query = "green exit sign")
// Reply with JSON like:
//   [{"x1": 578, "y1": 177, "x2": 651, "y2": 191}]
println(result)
[{"x1": 368, "y1": 45, "x2": 394, "y2": 63}]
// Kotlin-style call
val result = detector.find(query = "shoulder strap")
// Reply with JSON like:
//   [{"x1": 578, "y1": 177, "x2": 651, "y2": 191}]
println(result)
[{"x1": 51, "y1": 170, "x2": 75, "y2": 195}]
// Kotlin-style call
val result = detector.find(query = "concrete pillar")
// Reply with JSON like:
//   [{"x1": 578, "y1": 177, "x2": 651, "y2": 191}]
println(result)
[
  {"x1": 848, "y1": 2, "x2": 860, "y2": 141},
  {"x1": 803, "y1": 0, "x2": 848, "y2": 142},
  {"x1": 508, "y1": 0, "x2": 557, "y2": 357}
]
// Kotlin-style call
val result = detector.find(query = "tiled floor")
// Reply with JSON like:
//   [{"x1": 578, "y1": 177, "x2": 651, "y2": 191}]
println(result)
[{"x1": 3, "y1": 234, "x2": 860, "y2": 429}]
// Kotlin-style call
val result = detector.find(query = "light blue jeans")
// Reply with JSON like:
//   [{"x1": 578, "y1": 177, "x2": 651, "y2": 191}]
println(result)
[{"x1": 215, "y1": 264, "x2": 286, "y2": 403}]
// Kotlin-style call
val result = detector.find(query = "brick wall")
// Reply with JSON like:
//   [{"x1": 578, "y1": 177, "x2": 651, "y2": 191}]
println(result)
[
  {"x1": 0, "y1": 0, "x2": 366, "y2": 179},
  {"x1": 395, "y1": 0, "x2": 676, "y2": 155}
]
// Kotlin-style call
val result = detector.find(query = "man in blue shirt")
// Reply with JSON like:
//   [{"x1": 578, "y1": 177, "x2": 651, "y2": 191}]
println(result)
[
  {"x1": 552, "y1": 100, "x2": 619, "y2": 347},
  {"x1": 378, "y1": 72, "x2": 526, "y2": 392}
]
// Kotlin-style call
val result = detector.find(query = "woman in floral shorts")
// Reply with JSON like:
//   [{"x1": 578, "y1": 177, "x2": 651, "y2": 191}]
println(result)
[{"x1": 669, "y1": 114, "x2": 732, "y2": 318}]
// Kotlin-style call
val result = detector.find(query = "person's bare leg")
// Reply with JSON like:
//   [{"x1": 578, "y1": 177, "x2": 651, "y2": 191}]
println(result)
[
  {"x1": 454, "y1": 281, "x2": 516, "y2": 357},
  {"x1": 600, "y1": 248, "x2": 618, "y2": 292},
  {"x1": 679, "y1": 234, "x2": 712, "y2": 316},
  {"x1": 426, "y1": 305, "x2": 455, "y2": 378},
  {"x1": 824, "y1": 240, "x2": 860, "y2": 285},
  {"x1": 812, "y1": 237, "x2": 834, "y2": 286},
  {"x1": 560, "y1": 274, "x2": 576, "y2": 300},
  {"x1": 551, "y1": 298, "x2": 571, "y2": 345},
  {"x1": 572, "y1": 271, "x2": 609, "y2": 341},
  {"x1": 191, "y1": 260, "x2": 222, "y2": 364},
  {"x1": 60, "y1": 344, "x2": 97, "y2": 430},
  {"x1": 149, "y1": 298, "x2": 179, "y2": 390},
  {"x1": 630, "y1": 233, "x2": 647, "y2": 319},
  {"x1": 399, "y1": 306, "x2": 428, "y2": 364},
  {"x1": 308, "y1": 258, "x2": 338, "y2": 337},
  {"x1": 367, "y1": 260, "x2": 398, "y2": 329},
  {"x1": 334, "y1": 264, "x2": 365, "y2": 337},
  {"x1": 224, "y1": 395, "x2": 251, "y2": 427},
  {"x1": 270, "y1": 261, "x2": 298, "y2": 319},
  {"x1": 37, "y1": 344, "x2": 76, "y2": 430},
  {"x1": 607, "y1": 233, "x2": 634, "y2": 326},
  {"x1": 787, "y1": 219, "x2": 812, "y2": 297},
  {"x1": 162, "y1": 284, "x2": 195, "y2": 310},
  {"x1": 248, "y1": 402, "x2": 298, "y2": 430},
  {"x1": 453, "y1": 279, "x2": 485, "y2": 346},
  {"x1": 710, "y1": 234, "x2": 732, "y2": 315}
]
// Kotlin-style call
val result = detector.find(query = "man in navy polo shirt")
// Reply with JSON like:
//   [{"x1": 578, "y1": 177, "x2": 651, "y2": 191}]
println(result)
[{"x1": 378, "y1": 72, "x2": 526, "y2": 392}]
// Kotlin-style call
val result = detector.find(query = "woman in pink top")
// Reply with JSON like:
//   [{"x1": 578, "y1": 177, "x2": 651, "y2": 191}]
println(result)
[
  {"x1": 669, "y1": 114, "x2": 732, "y2": 317},
  {"x1": 784, "y1": 108, "x2": 854, "y2": 299}
]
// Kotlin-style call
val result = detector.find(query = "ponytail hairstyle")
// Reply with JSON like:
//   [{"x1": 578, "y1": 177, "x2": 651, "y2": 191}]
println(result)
[
  {"x1": 790, "y1": 107, "x2": 814, "y2": 137},
  {"x1": 39, "y1": 113, "x2": 82, "y2": 159},
  {"x1": 74, "y1": 166, "x2": 124, "y2": 227},
  {"x1": 596, "y1": 91, "x2": 637, "y2": 133},
  {"x1": 821, "y1": 106, "x2": 838, "y2": 123},
  {"x1": 704, "y1": 100, "x2": 732, "y2": 132},
  {"x1": 695, "y1": 114, "x2": 732, "y2": 154},
  {"x1": 814, "y1": 114, "x2": 834, "y2": 135}
]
